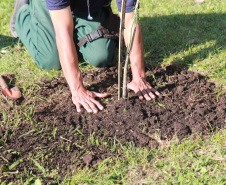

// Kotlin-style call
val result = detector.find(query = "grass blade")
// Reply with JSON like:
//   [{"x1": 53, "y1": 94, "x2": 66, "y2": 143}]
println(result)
[
  {"x1": 9, "y1": 159, "x2": 23, "y2": 170},
  {"x1": 31, "y1": 159, "x2": 45, "y2": 174}
]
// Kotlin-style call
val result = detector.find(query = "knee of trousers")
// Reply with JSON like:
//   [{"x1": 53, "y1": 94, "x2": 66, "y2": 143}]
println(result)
[
  {"x1": 83, "y1": 40, "x2": 116, "y2": 67},
  {"x1": 87, "y1": 50, "x2": 115, "y2": 67},
  {"x1": 35, "y1": 51, "x2": 61, "y2": 71}
]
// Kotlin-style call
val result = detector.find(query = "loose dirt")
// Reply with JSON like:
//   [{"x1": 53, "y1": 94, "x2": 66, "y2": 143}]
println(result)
[{"x1": 0, "y1": 65, "x2": 225, "y2": 183}]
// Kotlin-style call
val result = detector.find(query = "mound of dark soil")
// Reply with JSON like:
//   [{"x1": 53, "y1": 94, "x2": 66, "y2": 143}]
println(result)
[{"x1": 0, "y1": 65, "x2": 225, "y2": 183}]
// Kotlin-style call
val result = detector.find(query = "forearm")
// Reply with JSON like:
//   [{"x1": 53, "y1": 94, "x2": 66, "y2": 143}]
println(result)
[
  {"x1": 124, "y1": 13, "x2": 145, "y2": 79},
  {"x1": 49, "y1": 7, "x2": 84, "y2": 94},
  {"x1": 49, "y1": 7, "x2": 108, "y2": 113},
  {"x1": 56, "y1": 33, "x2": 83, "y2": 94}
]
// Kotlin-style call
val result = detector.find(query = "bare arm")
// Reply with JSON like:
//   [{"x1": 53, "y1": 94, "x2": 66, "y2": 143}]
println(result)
[
  {"x1": 124, "y1": 12, "x2": 160, "y2": 100},
  {"x1": 49, "y1": 7, "x2": 108, "y2": 113}
]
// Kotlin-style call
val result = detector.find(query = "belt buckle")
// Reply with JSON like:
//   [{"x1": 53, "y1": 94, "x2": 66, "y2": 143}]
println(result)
[{"x1": 89, "y1": 30, "x2": 102, "y2": 41}]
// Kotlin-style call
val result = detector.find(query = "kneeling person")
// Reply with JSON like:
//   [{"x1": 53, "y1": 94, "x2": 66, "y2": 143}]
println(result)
[{"x1": 10, "y1": 0, "x2": 160, "y2": 113}]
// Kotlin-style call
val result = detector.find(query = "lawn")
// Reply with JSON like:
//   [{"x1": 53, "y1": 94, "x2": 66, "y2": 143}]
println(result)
[{"x1": 0, "y1": 0, "x2": 225, "y2": 184}]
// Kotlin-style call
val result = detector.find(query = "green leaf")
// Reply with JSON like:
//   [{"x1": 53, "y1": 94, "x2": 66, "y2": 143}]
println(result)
[
  {"x1": 35, "y1": 179, "x2": 42, "y2": 185},
  {"x1": 158, "y1": 102, "x2": 166, "y2": 108},
  {"x1": 1, "y1": 165, "x2": 9, "y2": 172},
  {"x1": 201, "y1": 167, "x2": 208, "y2": 174},
  {"x1": 2, "y1": 107, "x2": 7, "y2": 123},
  {"x1": 24, "y1": 177, "x2": 34, "y2": 185}
]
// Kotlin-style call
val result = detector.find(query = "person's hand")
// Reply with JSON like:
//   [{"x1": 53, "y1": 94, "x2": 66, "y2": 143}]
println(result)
[
  {"x1": 127, "y1": 77, "x2": 160, "y2": 100},
  {"x1": 72, "y1": 87, "x2": 109, "y2": 113}
]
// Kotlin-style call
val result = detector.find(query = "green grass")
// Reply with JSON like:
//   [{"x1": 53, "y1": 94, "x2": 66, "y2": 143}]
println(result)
[
  {"x1": 0, "y1": 0, "x2": 226, "y2": 184},
  {"x1": 66, "y1": 131, "x2": 226, "y2": 184},
  {"x1": 137, "y1": 0, "x2": 226, "y2": 86}
]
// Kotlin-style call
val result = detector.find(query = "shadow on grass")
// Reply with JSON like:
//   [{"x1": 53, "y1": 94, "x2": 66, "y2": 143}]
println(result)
[
  {"x1": 141, "y1": 13, "x2": 226, "y2": 68},
  {"x1": 0, "y1": 34, "x2": 18, "y2": 51}
]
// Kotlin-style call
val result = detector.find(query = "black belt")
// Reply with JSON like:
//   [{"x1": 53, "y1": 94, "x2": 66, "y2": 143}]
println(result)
[{"x1": 77, "y1": 28, "x2": 109, "y2": 47}]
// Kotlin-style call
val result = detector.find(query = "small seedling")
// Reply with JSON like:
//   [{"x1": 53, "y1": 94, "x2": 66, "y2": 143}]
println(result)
[
  {"x1": 75, "y1": 127, "x2": 85, "y2": 137},
  {"x1": 118, "y1": 0, "x2": 127, "y2": 99},
  {"x1": 118, "y1": 0, "x2": 140, "y2": 99},
  {"x1": 52, "y1": 127, "x2": 57, "y2": 139},
  {"x1": 122, "y1": 0, "x2": 140, "y2": 99},
  {"x1": 139, "y1": 123, "x2": 146, "y2": 133},
  {"x1": 206, "y1": 118, "x2": 214, "y2": 132},
  {"x1": 158, "y1": 102, "x2": 166, "y2": 109}
]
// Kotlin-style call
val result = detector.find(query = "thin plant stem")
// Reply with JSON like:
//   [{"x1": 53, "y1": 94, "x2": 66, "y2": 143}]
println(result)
[
  {"x1": 122, "y1": 26, "x2": 136, "y2": 99},
  {"x1": 118, "y1": 0, "x2": 127, "y2": 100},
  {"x1": 122, "y1": 0, "x2": 140, "y2": 99}
]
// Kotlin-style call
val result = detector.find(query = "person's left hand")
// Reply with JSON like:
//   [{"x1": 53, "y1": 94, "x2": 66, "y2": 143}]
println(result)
[{"x1": 127, "y1": 77, "x2": 160, "y2": 100}]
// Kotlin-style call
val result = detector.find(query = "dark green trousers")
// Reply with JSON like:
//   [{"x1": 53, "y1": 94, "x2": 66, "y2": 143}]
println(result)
[{"x1": 15, "y1": 0, "x2": 116, "y2": 70}]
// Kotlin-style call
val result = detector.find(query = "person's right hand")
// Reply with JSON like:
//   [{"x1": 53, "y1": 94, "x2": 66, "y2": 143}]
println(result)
[{"x1": 72, "y1": 86, "x2": 109, "y2": 113}]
